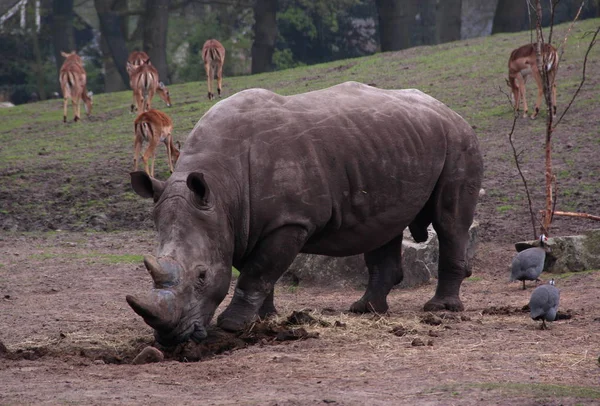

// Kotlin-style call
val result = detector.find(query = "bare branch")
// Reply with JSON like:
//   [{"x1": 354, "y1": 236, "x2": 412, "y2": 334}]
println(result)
[
  {"x1": 543, "y1": 210, "x2": 600, "y2": 222},
  {"x1": 507, "y1": 113, "x2": 538, "y2": 239},
  {"x1": 553, "y1": 25, "x2": 600, "y2": 128}
]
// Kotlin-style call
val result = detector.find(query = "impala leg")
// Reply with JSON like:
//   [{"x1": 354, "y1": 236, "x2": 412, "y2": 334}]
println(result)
[
  {"x1": 217, "y1": 64, "x2": 223, "y2": 98},
  {"x1": 205, "y1": 63, "x2": 213, "y2": 100},
  {"x1": 131, "y1": 93, "x2": 137, "y2": 113},
  {"x1": 165, "y1": 135, "x2": 174, "y2": 173},
  {"x1": 517, "y1": 74, "x2": 528, "y2": 118},
  {"x1": 142, "y1": 137, "x2": 158, "y2": 177},
  {"x1": 531, "y1": 69, "x2": 544, "y2": 119},
  {"x1": 72, "y1": 97, "x2": 80, "y2": 122},
  {"x1": 63, "y1": 96, "x2": 68, "y2": 123}
]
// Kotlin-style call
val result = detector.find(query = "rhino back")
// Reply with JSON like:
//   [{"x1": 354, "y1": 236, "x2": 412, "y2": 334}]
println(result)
[{"x1": 177, "y1": 82, "x2": 479, "y2": 256}]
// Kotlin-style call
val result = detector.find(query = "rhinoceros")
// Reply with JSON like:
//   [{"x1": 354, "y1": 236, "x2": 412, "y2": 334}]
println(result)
[{"x1": 127, "y1": 81, "x2": 483, "y2": 346}]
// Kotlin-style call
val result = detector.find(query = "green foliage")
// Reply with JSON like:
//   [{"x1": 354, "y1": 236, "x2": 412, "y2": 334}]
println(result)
[
  {"x1": 168, "y1": 6, "x2": 253, "y2": 82},
  {"x1": 274, "y1": 0, "x2": 377, "y2": 70}
]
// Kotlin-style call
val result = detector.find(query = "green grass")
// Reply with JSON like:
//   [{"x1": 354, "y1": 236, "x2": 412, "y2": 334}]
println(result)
[
  {"x1": 430, "y1": 382, "x2": 600, "y2": 401},
  {"x1": 496, "y1": 205, "x2": 515, "y2": 213},
  {"x1": 30, "y1": 252, "x2": 143, "y2": 264},
  {"x1": 1, "y1": 18, "x2": 599, "y2": 233}
]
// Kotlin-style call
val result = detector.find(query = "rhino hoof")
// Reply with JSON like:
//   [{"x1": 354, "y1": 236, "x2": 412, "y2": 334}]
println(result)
[
  {"x1": 423, "y1": 297, "x2": 464, "y2": 312},
  {"x1": 217, "y1": 315, "x2": 246, "y2": 332},
  {"x1": 349, "y1": 298, "x2": 388, "y2": 314}
]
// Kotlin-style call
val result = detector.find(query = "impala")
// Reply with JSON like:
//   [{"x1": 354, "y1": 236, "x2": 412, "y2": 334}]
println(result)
[
  {"x1": 133, "y1": 109, "x2": 180, "y2": 177},
  {"x1": 127, "y1": 59, "x2": 172, "y2": 114},
  {"x1": 59, "y1": 51, "x2": 92, "y2": 123},
  {"x1": 127, "y1": 50, "x2": 150, "y2": 70},
  {"x1": 507, "y1": 43, "x2": 558, "y2": 119},
  {"x1": 202, "y1": 39, "x2": 225, "y2": 100}
]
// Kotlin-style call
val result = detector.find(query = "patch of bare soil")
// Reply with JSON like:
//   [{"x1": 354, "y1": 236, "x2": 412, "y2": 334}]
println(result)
[{"x1": 1, "y1": 232, "x2": 599, "y2": 405}]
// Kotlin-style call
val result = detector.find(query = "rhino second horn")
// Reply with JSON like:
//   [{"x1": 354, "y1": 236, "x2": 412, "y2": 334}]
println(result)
[{"x1": 144, "y1": 255, "x2": 172, "y2": 286}]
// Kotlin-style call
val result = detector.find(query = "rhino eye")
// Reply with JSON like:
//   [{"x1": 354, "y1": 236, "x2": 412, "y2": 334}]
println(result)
[{"x1": 195, "y1": 267, "x2": 208, "y2": 287}]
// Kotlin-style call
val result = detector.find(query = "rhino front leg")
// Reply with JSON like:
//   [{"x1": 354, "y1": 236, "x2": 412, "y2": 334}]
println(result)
[
  {"x1": 350, "y1": 235, "x2": 403, "y2": 314},
  {"x1": 217, "y1": 226, "x2": 308, "y2": 332}
]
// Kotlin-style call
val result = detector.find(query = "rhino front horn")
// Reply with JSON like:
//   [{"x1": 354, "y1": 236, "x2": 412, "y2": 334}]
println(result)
[{"x1": 126, "y1": 291, "x2": 180, "y2": 330}]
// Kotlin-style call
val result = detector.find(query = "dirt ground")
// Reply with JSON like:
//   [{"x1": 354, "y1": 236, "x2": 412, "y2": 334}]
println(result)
[
  {"x1": 2, "y1": 25, "x2": 600, "y2": 404},
  {"x1": 1, "y1": 230, "x2": 599, "y2": 405}
]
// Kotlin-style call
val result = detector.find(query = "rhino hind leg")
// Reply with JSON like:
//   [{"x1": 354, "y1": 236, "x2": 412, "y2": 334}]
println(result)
[
  {"x1": 350, "y1": 235, "x2": 403, "y2": 314},
  {"x1": 424, "y1": 164, "x2": 481, "y2": 312},
  {"x1": 217, "y1": 226, "x2": 308, "y2": 332}
]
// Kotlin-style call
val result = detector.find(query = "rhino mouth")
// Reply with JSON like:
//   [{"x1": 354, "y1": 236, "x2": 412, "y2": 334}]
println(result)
[{"x1": 153, "y1": 321, "x2": 207, "y2": 348}]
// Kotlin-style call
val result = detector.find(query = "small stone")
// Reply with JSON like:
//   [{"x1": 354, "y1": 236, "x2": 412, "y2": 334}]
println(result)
[
  {"x1": 132, "y1": 346, "x2": 164, "y2": 365},
  {"x1": 411, "y1": 338, "x2": 426, "y2": 347},
  {"x1": 93, "y1": 359, "x2": 105, "y2": 365}
]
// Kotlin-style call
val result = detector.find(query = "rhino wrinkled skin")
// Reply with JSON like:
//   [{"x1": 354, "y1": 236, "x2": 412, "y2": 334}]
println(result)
[{"x1": 128, "y1": 82, "x2": 483, "y2": 346}]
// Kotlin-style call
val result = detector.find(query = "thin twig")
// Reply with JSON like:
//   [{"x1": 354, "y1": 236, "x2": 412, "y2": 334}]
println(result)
[{"x1": 507, "y1": 113, "x2": 538, "y2": 239}]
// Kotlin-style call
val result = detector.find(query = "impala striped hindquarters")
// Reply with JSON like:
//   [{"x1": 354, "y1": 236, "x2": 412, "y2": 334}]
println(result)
[
  {"x1": 59, "y1": 51, "x2": 92, "y2": 123},
  {"x1": 202, "y1": 39, "x2": 226, "y2": 100},
  {"x1": 127, "y1": 54, "x2": 172, "y2": 114}
]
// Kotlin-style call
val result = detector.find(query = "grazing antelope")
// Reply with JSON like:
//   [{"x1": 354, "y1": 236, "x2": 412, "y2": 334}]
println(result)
[
  {"x1": 133, "y1": 109, "x2": 180, "y2": 177},
  {"x1": 507, "y1": 43, "x2": 558, "y2": 119},
  {"x1": 202, "y1": 39, "x2": 225, "y2": 100},
  {"x1": 59, "y1": 51, "x2": 93, "y2": 123},
  {"x1": 127, "y1": 59, "x2": 172, "y2": 114},
  {"x1": 127, "y1": 50, "x2": 150, "y2": 69}
]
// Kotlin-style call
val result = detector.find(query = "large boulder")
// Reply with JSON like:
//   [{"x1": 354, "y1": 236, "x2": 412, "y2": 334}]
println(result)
[
  {"x1": 282, "y1": 222, "x2": 479, "y2": 289},
  {"x1": 515, "y1": 229, "x2": 600, "y2": 273}
]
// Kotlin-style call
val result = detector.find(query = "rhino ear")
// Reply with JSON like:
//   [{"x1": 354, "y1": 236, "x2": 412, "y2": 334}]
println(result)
[
  {"x1": 130, "y1": 171, "x2": 165, "y2": 202},
  {"x1": 186, "y1": 172, "x2": 210, "y2": 206}
]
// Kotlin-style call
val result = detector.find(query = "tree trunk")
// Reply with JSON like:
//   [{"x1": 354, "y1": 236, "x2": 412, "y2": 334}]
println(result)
[
  {"x1": 251, "y1": 0, "x2": 277, "y2": 74},
  {"x1": 436, "y1": 0, "x2": 462, "y2": 43},
  {"x1": 94, "y1": 0, "x2": 130, "y2": 89},
  {"x1": 143, "y1": 0, "x2": 171, "y2": 83},
  {"x1": 375, "y1": 0, "x2": 418, "y2": 51},
  {"x1": 101, "y1": 34, "x2": 127, "y2": 92},
  {"x1": 492, "y1": 0, "x2": 530, "y2": 34},
  {"x1": 51, "y1": 0, "x2": 75, "y2": 73}
]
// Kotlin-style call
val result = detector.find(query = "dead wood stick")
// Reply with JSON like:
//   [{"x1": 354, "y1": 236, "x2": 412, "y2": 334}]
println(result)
[{"x1": 541, "y1": 210, "x2": 600, "y2": 221}]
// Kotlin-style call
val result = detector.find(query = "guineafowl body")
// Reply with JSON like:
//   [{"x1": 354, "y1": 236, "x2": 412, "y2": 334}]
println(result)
[
  {"x1": 510, "y1": 234, "x2": 548, "y2": 289},
  {"x1": 529, "y1": 279, "x2": 560, "y2": 329}
]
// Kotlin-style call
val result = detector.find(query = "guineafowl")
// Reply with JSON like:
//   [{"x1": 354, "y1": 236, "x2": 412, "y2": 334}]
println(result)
[
  {"x1": 510, "y1": 234, "x2": 549, "y2": 290},
  {"x1": 529, "y1": 279, "x2": 560, "y2": 329}
]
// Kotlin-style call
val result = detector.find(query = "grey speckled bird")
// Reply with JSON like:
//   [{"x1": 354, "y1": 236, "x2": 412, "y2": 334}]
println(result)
[
  {"x1": 529, "y1": 279, "x2": 560, "y2": 329},
  {"x1": 510, "y1": 234, "x2": 549, "y2": 290}
]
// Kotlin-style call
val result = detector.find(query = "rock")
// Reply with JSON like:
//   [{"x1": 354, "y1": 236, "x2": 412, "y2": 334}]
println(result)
[
  {"x1": 283, "y1": 222, "x2": 479, "y2": 289},
  {"x1": 132, "y1": 346, "x2": 164, "y2": 365},
  {"x1": 515, "y1": 229, "x2": 600, "y2": 273}
]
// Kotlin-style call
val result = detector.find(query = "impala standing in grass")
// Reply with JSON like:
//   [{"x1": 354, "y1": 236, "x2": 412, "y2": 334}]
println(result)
[
  {"x1": 133, "y1": 109, "x2": 180, "y2": 177},
  {"x1": 202, "y1": 39, "x2": 225, "y2": 100},
  {"x1": 127, "y1": 59, "x2": 172, "y2": 114},
  {"x1": 59, "y1": 51, "x2": 92, "y2": 123},
  {"x1": 507, "y1": 43, "x2": 558, "y2": 119}
]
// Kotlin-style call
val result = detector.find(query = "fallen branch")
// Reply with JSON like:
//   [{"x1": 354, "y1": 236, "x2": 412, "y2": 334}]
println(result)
[{"x1": 542, "y1": 211, "x2": 600, "y2": 222}]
